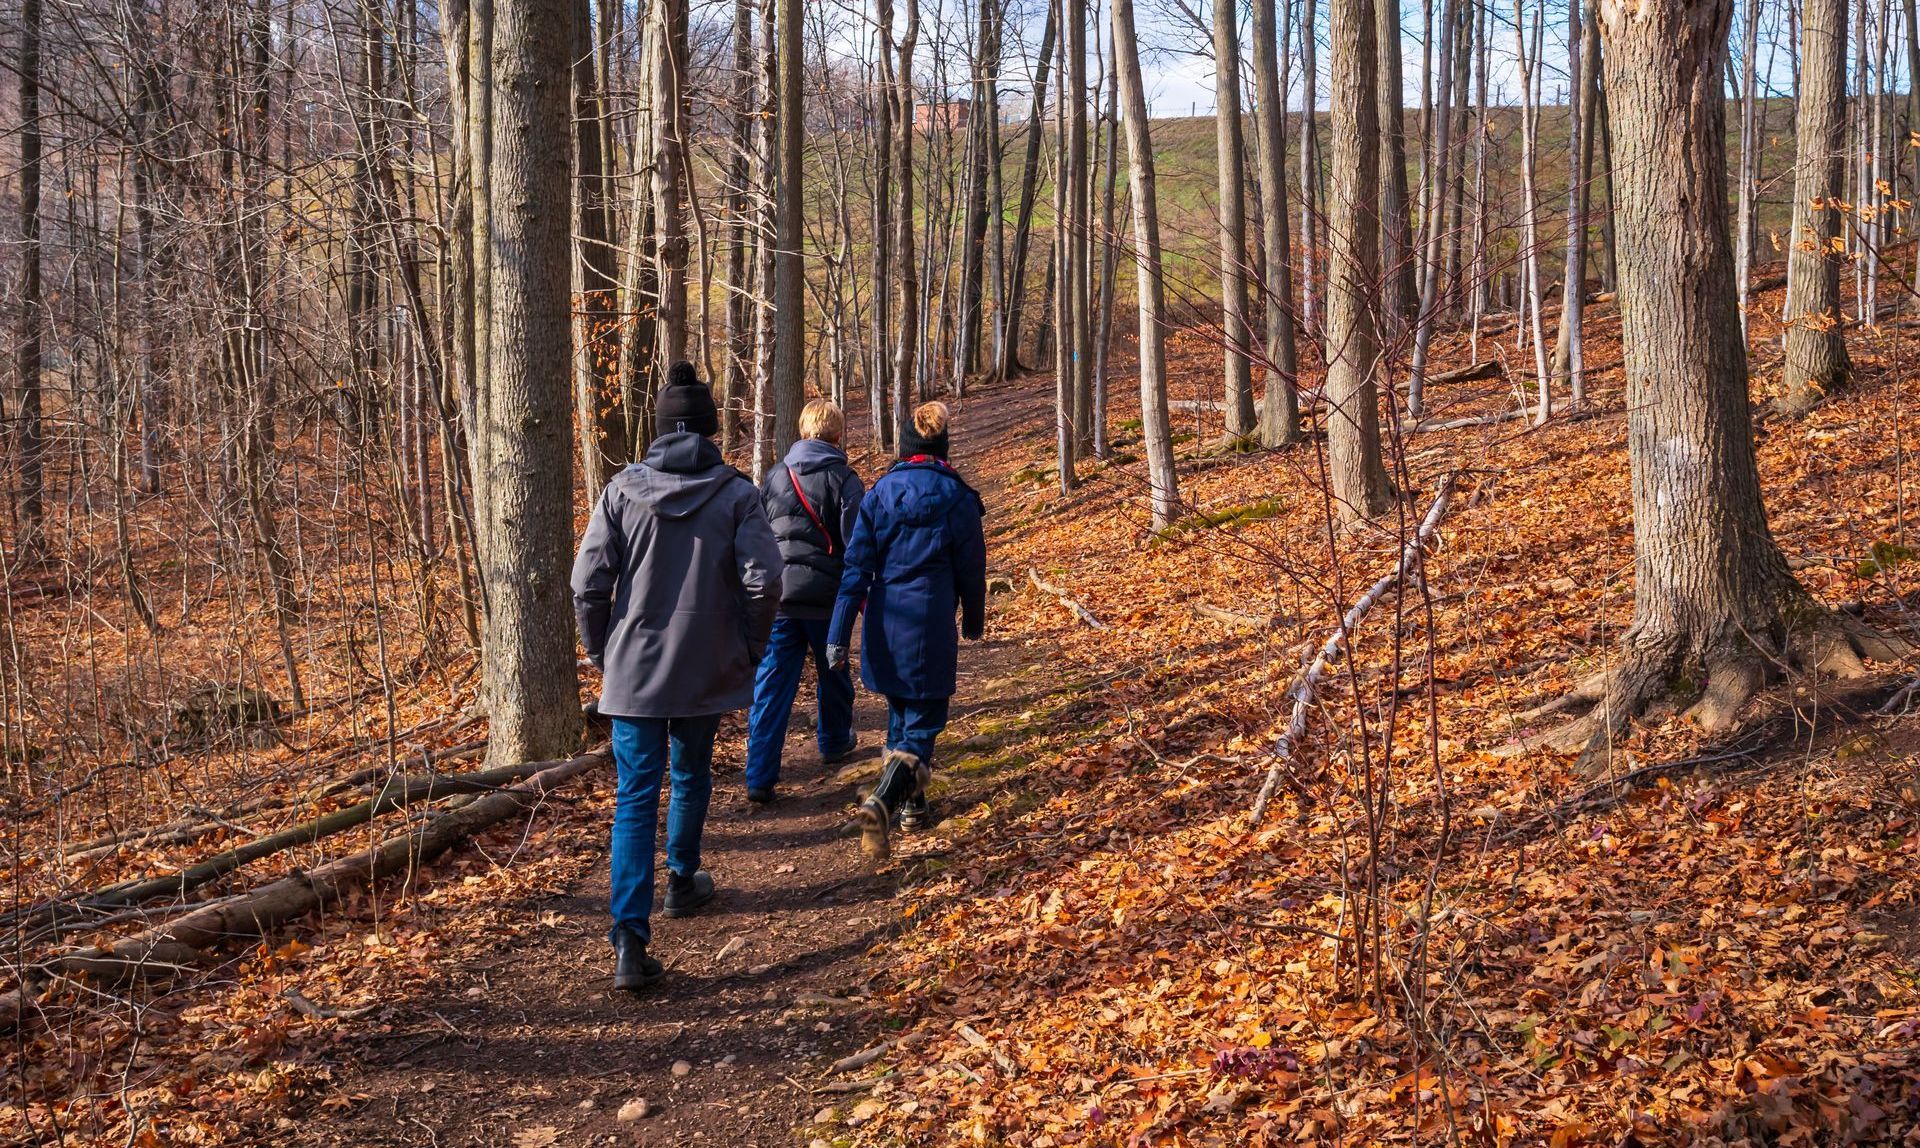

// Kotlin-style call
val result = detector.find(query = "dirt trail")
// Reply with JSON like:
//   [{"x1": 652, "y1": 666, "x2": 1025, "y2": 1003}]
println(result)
[{"x1": 299, "y1": 380, "x2": 1053, "y2": 1147}]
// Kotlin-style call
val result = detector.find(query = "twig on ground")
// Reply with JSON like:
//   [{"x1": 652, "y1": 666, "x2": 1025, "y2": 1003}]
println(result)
[{"x1": 1027, "y1": 568, "x2": 1106, "y2": 630}]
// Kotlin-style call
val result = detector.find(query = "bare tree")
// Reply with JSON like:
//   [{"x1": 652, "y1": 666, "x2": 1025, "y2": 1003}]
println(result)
[
  {"x1": 1528, "y1": 0, "x2": 1901, "y2": 761},
  {"x1": 1112, "y1": 0, "x2": 1181, "y2": 528},
  {"x1": 1779, "y1": 0, "x2": 1851, "y2": 412},
  {"x1": 473, "y1": 0, "x2": 584, "y2": 764},
  {"x1": 1214, "y1": 0, "x2": 1258, "y2": 444},
  {"x1": 15, "y1": 0, "x2": 45, "y2": 551},
  {"x1": 772, "y1": 0, "x2": 805, "y2": 453},
  {"x1": 1326, "y1": 0, "x2": 1392, "y2": 523},
  {"x1": 1253, "y1": 0, "x2": 1301, "y2": 445}
]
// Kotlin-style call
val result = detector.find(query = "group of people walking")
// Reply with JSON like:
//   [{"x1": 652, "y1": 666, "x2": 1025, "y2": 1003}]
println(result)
[{"x1": 570, "y1": 362, "x2": 988, "y2": 990}]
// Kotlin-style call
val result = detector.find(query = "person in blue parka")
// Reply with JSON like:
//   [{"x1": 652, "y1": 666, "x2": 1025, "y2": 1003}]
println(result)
[{"x1": 826, "y1": 401, "x2": 987, "y2": 861}]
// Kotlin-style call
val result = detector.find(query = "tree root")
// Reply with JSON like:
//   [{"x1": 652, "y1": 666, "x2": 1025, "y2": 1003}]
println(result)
[{"x1": 1502, "y1": 607, "x2": 1910, "y2": 776}]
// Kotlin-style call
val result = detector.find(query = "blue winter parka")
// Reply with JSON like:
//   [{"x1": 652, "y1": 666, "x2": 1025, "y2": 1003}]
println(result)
[{"x1": 827, "y1": 458, "x2": 987, "y2": 700}]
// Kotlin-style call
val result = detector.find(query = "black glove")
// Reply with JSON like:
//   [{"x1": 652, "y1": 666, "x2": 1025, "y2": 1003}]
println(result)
[{"x1": 826, "y1": 644, "x2": 849, "y2": 671}]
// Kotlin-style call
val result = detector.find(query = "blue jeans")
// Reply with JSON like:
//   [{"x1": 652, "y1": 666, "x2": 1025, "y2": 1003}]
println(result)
[
  {"x1": 744, "y1": 616, "x2": 856, "y2": 791},
  {"x1": 885, "y1": 695, "x2": 950, "y2": 764},
  {"x1": 609, "y1": 714, "x2": 719, "y2": 944}
]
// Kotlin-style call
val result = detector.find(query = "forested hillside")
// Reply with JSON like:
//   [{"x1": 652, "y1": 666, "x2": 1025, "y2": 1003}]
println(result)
[{"x1": 5, "y1": 0, "x2": 1920, "y2": 1142}]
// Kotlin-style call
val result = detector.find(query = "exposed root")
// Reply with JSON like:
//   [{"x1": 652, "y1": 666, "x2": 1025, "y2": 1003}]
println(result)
[{"x1": 1506, "y1": 605, "x2": 1909, "y2": 777}]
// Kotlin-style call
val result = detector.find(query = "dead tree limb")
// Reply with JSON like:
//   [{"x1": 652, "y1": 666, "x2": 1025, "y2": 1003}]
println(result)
[
  {"x1": 13, "y1": 753, "x2": 578, "y2": 936},
  {"x1": 1249, "y1": 475, "x2": 1458, "y2": 824},
  {"x1": 1, "y1": 750, "x2": 608, "y2": 1030},
  {"x1": 1028, "y1": 568, "x2": 1106, "y2": 629}
]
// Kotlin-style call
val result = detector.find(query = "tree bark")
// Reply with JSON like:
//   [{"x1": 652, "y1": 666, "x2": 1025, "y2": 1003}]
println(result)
[
  {"x1": 1214, "y1": 0, "x2": 1258, "y2": 443},
  {"x1": 476, "y1": 0, "x2": 584, "y2": 766},
  {"x1": 574, "y1": 0, "x2": 623, "y2": 502},
  {"x1": 1253, "y1": 0, "x2": 1301, "y2": 445},
  {"x1": 1326, "y1": 0, "x2": 1393, "y2": 523},
  {"x1": 16, "y1": 0, "x2": 45, "y2": 551},
  {"x1": 999, "y1": 7, "x2": 1057, "y2": 381},
  {"x1": 772, "y1": 0, "x2": 806, "y2": 453},
  {"x1": 1376, "y1": 0, "x2": 1418, "y2": 321},
  {"x1": 649, "y1": 0, "x2": 691, "y2": 364},
  {"x1": 1780, "y1": 0, "x2": 1852, "y2": 411},
  {"x1": 1529, "y1": 0, "x2": 1900, "y2": 765},
  {"x1": 1112, "y1": 0, "x2": 1181, "y2": 529}
]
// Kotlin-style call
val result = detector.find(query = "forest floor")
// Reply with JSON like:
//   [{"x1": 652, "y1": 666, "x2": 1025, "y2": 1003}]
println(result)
[{"x1": 11, "y1": 289, "x2": 1920, "y2": 1147}]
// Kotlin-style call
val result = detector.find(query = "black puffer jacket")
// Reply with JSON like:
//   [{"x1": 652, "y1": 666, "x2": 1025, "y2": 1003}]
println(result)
[{"x1": 761, "y1": 438, "x2": 866, "y2": 619}]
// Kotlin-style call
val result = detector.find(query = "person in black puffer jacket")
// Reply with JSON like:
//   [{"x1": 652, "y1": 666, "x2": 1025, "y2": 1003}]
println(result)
[{"x1": 743, "y1": 399, "x2": 867, "y2": 803}]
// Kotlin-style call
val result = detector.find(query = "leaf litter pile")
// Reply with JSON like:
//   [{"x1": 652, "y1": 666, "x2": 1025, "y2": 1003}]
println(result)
[
  {"x1": 819, "y1": 301, "x2": 1920, "y2": 1145},
  {"x1": 5, "y1": 290, "x2": 1920, "y2": 1146}
]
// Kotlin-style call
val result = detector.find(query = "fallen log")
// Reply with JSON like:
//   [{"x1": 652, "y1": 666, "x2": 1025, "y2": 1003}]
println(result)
[
  {"x1": 1411, "y1": 409, "x2": 1529, "y2": 434},
  {"x1": 0, "y1": 749, "x2": 608, "y2": 1031},
  {"x1": 14, "y1": 753, "x2": 570, "y2": 937},
  {"x1": 63, "y1": 740, "x2": 489, "y2": 861},
  {"x1": 1028, "y1": 568, "x2": 1106, "y2": 630},
  {"x1": 1422, "y1": 360, "x2": 1505, "y2": 387},
  {"x1": 1250, "y1": 476, "x2": 1459, "y2": 824}
]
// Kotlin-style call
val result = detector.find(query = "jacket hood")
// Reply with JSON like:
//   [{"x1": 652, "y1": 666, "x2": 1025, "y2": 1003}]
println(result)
[
  {"x1": 783, "y1": 438, "x2": 849, "y2": 475},
  {"x1": 882, "y1": 459, "x2": 979, "y2": 527},
  {"x1": 630, "y1": 431, "x2": 738, "y2": 519}
]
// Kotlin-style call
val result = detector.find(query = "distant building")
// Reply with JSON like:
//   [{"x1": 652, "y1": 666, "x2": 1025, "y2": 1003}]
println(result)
[{"x1": 915, "y1": 99, "x2": 971, "y2": 132}]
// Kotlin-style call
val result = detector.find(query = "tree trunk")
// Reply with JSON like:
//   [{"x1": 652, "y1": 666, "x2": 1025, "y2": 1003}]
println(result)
[
  {"x1": 1530, "y1": 0, "x2": 1899, "y2": 763},
  {"x1": 1112, "y1": 0, "x2": 1181, "y2": 528},
  {"x1": 1067, "y1": 0, "x2": 1094, "y2": 456},
  {"x1": 574, "y1": 0, "x2": 623, "y2": 501},
  {"x1": 772, "y1": 0, "x2": 805, "y2": 453},
  {"x1": 1376, "y1": 0, "x2": 1418, "y2": 321},
  {"x1": 1326, "y1": 0, "x2": 1392, "y2": 523},
  {"x1": 1299, "y1": 0, "x2": 1322, "y2": 345},
  {"x1": 891, "y1": 0, "x2": 920, "y2": 448},
  {"x1": 999, "y1": 7, "x2": 1057, "y2": 381},
  {"x1": 1091, "y1": 60, "x2": 1121, "y2": 459},
  {"x1": 956, "y1": 0, "x2": 997, "y2": 386},
  {"x1": 1253, "y1": 0, "x2": 1300, "y2": 444},
  {"x1": 1407, "y1": 0, "x2": 1460, "y2": 419},
  {"x1": 16, "y1": 0, "x2": 45, "y2": 551},
  {"x1": 1214, "y1": 0, "x2": 1258, "y2": 443},
  {"x1": 650, "y1": 0, "x2": 691, "y2": 364},
  {"x1": 1514, "y1": 0, "x2": 1552, "y2": 423},
  {"x1": 1780, "y1": 0, "x2": 1852, "y2": 411},
  {"x1": 476, "y1": 0, "x2": 584, "y2": 765},
  {"x1": 1549, "y1": 0, "x2": 1596, "y2": 406},
  {"x1": 723, "y1": 0, "x2": 754, "y2": 451},
  {"x1": 1051, "y1": 10, "x2": 1078, "y2": 492}
]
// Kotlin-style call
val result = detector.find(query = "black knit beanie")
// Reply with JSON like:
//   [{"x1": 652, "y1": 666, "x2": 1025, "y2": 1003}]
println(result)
[
  {"x1": 900, "y1": 419, "x2": 950, "y2": 460},
  {"x1": 656, "y1": 360, "x2": 719, "y2": 436}
]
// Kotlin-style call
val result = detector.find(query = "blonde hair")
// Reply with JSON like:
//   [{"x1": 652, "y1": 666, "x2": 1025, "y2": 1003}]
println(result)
[
  {"x1": 913, "y1": 401, "x2": 949, "y2": 438},
  {"x1": 798, "y1": 398, "x2": 844, "y2": 443}
]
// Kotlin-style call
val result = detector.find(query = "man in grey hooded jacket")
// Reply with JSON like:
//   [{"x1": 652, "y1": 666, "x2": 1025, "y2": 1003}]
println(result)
[{"x1": 571, "y1": 361, "x2": 783, "y2": 991}]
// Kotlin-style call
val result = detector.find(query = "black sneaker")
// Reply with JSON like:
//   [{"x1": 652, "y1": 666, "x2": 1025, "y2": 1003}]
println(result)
[
  {"x1": 662, "y1": 869, "x2": 715, "y2": 918},
  {"x1": 612, "y1": 929, "x2": 664, "y2": 992},
  {"x1": 820, "y1": 739, "x2": 859, "y2": 765},
  {"x1": 746, "y1": 785, "x2": 777, "y2": 805}
]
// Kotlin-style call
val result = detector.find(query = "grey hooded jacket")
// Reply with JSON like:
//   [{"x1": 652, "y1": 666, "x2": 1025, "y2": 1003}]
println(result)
[{"x1": 571, "y1": 432, "x2": 784, "y2": 718}]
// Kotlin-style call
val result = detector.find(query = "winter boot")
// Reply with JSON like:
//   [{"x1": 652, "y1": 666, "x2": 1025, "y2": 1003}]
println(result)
[
  {"x1": 897, "y1": 755, "x2": 933, "y2": 830},
  {"x1": 612, "y1": 928, "x2": 664, "y2": 992},
  {"x1": 859, "y1": 750, "x2": 929, "y2": 861},
  {"x1": 662, "y1": 869, "x2": 715, "y2": 918}
]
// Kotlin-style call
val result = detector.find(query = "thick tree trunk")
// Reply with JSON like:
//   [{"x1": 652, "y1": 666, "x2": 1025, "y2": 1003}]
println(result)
[
  {"x1": 1112, "y1": 0, "x2": 1180, "y2": 529},
  {"x1": 1253, "y1": 0, "x2": 1300, "y2": 445},
  {"x1": 1326, "y1": 0, "x2": 1393, "y2": 522},
  {"x1": 476, "y1": 0, "x2": 584, "y2": 765},
  {"x1": 1528, "y1": 0, "x2": 1899, "y2": 765},
  {"x1": 1214, "y1": 0, "x2": 1258, "y2": 443},
  {"x1": 1780, "y1": 0, "x2": 1852, "y2": 411}
]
